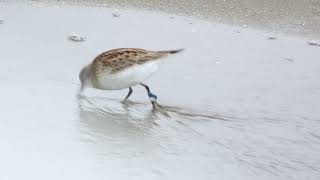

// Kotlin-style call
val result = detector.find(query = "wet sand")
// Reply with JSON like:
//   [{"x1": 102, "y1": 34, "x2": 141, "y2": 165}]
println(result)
[{"x1": 0, "y1": 1, "x2": 320, "y2": 180}]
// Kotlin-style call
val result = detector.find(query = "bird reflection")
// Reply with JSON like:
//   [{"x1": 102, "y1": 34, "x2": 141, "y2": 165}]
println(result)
[
  {"x1": 76, "y1": 93, "x2": 236, "y2": 139},
  {"x1": 77, "y1": 94, "x2": 160, "y2": 136}
]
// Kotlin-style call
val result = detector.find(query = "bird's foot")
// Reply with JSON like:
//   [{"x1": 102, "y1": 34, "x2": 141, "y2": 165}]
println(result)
[
  {"x1": 152, "y1": 102, "x2": 170, "y2": 117},
  {"x1": 121, "y1": 99, "x2": 134, "y2": 105}
]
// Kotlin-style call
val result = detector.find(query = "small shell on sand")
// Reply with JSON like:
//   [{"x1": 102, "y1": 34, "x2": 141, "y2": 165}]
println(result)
[
  {"x1": 68, "y1": 34, "x2": 86, "y2": 42},
  {"x1": 308, "y1": 41, "x2": 320, "y2": 47},
  {"x1": 284, "y1": 57, "x2": 294, "y2": 62},
  {"x1": 112, "y1": 13, "x2": 120, "y2": 17},
  {"x1": 268, "y1": 36, "x2": 277, "y2": 40}
]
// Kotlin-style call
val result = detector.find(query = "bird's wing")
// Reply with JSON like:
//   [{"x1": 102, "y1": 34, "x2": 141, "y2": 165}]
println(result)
[{"x1": 92, "y1": 48, "x2": 183, "y2": 74}]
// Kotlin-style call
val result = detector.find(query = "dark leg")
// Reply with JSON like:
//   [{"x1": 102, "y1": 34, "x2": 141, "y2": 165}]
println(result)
[
  {"x1": 124, "y1": 87, "x2": 133, "y2": 100},
  {"x1": 140, "y1": 83, "x2": 158, "y2": 108}
]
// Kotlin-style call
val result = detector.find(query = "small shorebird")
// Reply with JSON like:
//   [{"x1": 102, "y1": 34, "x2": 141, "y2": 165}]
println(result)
[{"x1": 79, "y1": 48, "x2": 184, "y2": 108}]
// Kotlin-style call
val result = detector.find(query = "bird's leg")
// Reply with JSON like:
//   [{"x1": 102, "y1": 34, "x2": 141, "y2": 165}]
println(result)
[
  {"x1": 140, "y1": 83, "x2": 158, "y2": 108},
  {"x1": 124, "y1": 87, "x2": 133, "y2": 100}
]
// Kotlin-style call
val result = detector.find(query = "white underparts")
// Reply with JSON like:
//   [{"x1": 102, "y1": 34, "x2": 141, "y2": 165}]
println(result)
[{"x1": 95, "y1": 61, "x2": 160, "y2": 90}]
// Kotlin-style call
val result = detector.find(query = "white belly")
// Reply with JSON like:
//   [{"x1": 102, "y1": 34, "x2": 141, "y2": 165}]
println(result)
[{"x1": 96, "y1": 61, "x2": 160, "y2": 90}]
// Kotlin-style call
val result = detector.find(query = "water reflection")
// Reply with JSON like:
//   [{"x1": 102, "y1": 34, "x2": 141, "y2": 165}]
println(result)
[
  {"x1": 77, "y1": 94, "x2": 158, "y2": 137},
  {"x1": 75, "y1": 94, "x2": 320, "y2": 178},
  {"x1": 76, "y1": 93, "x2": 242, "y2": 141},
  {"x1": 77, "y1": 94, "x2": 236, "y2": 132}
]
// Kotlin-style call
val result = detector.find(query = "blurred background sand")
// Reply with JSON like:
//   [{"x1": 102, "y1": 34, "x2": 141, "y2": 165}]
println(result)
[{"x1": 25, "y1": 0, "x2": 320, "y2": 39}]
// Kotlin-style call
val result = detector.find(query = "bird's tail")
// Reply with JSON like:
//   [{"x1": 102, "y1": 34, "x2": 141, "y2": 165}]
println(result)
[{"x1": 158, "y1": 48, "x2": 185, "y2": 54}]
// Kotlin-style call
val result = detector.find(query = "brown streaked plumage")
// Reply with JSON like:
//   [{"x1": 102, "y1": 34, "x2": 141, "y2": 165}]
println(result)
[
  {"x1": 91, "y1": 48, "x2": 183, "y2": 74},
  {"x1": 79, "y1": 48, "x2": 184, "y2": 109}
]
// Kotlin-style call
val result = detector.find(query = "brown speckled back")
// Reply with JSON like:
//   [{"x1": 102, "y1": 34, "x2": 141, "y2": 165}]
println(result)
[{"x1": 91, "y1": 48, "x2": 176, "y2": 74}]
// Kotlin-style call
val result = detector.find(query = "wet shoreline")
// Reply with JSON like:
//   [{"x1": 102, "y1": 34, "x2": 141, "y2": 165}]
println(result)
[{"x1": 1, "y1": 1, "x2": 320, "y2": 180}]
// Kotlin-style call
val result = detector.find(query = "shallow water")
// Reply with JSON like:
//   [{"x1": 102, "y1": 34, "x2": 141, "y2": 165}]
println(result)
[{"x1": 0, "y1": 1, "x2": 320, "y2": 180}]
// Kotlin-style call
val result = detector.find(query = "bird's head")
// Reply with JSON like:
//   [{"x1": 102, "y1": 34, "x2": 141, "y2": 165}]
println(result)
[{"x1": 79, "y1": 65, "x2": 92, "y2": 92}]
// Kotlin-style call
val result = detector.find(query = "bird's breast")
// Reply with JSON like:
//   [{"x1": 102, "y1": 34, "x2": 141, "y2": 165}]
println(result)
[{"x1": 94, "y1": 61, "x2": 160, "y2": 90}]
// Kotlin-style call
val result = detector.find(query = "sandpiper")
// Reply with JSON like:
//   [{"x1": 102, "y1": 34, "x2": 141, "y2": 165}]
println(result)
[{"x1": 79, "y1": 48, "x2": 184, "y2": 108}]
